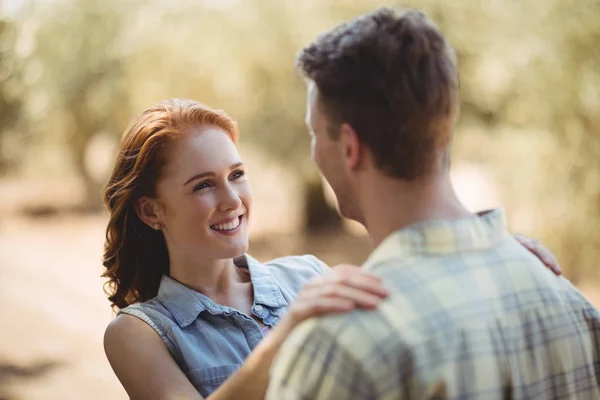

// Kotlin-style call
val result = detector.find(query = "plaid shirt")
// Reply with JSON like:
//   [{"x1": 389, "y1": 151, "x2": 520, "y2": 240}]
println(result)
[{"x1": 266, "y1": 209, "x2": 600, "y2": 399}]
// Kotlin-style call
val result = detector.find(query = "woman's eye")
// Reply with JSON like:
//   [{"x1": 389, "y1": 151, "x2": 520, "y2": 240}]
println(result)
[
  {"x1": 193, "y1": 181, "x2": 211, "y2": 191},
  {"x1": 230, "y1": 170, "x2": 245, "y2": 180}
]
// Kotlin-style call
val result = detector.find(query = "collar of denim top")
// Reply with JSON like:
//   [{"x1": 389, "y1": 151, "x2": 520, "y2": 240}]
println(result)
[{"x1": 157, "y1": 254, "x2": 289, "y2": 327}]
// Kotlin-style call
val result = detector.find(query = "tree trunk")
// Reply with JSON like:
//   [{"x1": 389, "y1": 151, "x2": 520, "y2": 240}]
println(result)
[
  {"x1": 70, "y1": 129, "x2": 103, "y2": 212},
  {"x1": 302, "y1": 177, "x2": 343, "y2": 234}
]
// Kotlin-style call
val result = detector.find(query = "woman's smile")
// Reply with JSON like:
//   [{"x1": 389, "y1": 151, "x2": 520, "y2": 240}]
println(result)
[{"x1": 210, "y1": 215, "x2": 244, "y2": 236}]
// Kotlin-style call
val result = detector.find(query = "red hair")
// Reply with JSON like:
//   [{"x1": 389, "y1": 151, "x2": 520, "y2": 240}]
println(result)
[{"x1": 102, "y1": 99, "x2": 238, "y2": 310}]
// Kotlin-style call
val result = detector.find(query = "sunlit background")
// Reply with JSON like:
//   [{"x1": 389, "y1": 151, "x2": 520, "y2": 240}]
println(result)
[{"x1": 0, "y1": 0, "x2": 599, "y2": 399}]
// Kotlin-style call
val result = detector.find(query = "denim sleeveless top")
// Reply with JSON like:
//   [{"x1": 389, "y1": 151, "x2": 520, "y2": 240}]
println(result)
[{"x1": 118, "y1": 254, "x2": 328, "y2": 397}]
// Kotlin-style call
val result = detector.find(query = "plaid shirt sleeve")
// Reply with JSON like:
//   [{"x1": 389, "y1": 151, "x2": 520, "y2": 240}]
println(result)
[{"x1": 266, "y1": 319, "x2": 378, "y2": 400}]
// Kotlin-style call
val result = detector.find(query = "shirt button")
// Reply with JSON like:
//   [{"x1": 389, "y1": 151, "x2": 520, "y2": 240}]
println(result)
[{"x1": 254, "y1": 305, "x2": 263, "y2": 313}]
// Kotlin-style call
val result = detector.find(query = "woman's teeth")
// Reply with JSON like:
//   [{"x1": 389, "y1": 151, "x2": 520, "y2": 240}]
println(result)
[{"x1": 211, "y1": 217, "x2": 241, "y2": 231}]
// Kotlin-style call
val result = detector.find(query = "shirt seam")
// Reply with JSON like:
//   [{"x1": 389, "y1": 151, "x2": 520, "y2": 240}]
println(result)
[{"x1": 118, "y1": 307, "x2": 178, "y2": 356}]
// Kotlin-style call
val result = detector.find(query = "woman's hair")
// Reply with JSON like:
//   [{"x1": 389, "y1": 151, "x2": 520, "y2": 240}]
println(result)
[{"x1": 102, "y1": 99, "x2": 238, "y2": 311}]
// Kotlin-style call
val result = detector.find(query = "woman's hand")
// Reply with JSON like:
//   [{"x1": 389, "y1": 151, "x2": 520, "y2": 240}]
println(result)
[
  {"x1": 514, "y1": 234, "x2": 562, "y2": 276},
  {"x1": 210, "y1": 265, "x2": 388, "y2": 400},
  {"x1": 275, "y1": 264, "x2": 389, "y2": 335}
]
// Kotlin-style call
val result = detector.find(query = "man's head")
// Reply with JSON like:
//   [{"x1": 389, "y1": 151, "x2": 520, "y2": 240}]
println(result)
[{"x1": 298, "y1": 8, "x2": 459, "y2": 223}]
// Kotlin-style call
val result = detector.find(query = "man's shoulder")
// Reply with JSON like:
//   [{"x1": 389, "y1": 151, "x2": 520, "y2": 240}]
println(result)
[{"x1": 290, "y1": 301, "x2": 416, "y2": 362}]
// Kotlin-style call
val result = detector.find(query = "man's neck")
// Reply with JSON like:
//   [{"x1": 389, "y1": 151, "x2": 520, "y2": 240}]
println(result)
[{"x1": 361, "y1": 173, "x2": 473, "y2": 247}]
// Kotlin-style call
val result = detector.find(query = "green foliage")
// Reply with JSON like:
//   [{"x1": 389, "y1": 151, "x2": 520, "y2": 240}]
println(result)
[{"x1": 21, "y1": 0, "x2": 132, "y2": 204}]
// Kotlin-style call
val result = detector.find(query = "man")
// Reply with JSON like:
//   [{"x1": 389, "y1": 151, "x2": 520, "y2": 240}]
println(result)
[{"x1": 266, "y1": 8, "x2": 600, "y2": 400}]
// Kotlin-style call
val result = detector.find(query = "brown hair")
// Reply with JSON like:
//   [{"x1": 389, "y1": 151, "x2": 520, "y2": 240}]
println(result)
[
  {"x1": 102, "y1": 99, "x2": 238, "y2": 310},
  {"x1": 297, "y1": 8, "x2": 459, "y2": 180}
]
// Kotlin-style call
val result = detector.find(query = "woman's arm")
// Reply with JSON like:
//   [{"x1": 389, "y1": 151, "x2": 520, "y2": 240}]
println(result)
[
  {"x1": 206, "y1": 322, "x2": 283, "y2": 400},
  {"x1": 105, "y1": 312, "x2": 276, "y2": 400},
  {"x1": 106, "y1": 265, "x2": 387, "y2": 400},
  {"x1": 209, "y1": 264, "x2": 388, "y2": 400},
  {"x1": 104, "y1": 314, "x2": 204, "y2": 400}
]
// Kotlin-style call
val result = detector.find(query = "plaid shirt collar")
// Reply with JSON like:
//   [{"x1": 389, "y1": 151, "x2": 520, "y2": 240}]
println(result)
[{"x1": 365, "y1": 208, "x2": 511, "y2": 270}]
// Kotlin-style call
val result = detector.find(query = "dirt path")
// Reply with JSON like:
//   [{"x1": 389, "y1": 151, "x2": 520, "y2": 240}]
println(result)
[{"x1": 0, "y1": 215, "x2": 126, "y2": 400}]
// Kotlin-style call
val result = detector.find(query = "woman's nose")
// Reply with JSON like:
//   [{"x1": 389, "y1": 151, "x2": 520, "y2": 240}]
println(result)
[{"x1": 218, "y1": 183, "x2": 242, "y2": 211}]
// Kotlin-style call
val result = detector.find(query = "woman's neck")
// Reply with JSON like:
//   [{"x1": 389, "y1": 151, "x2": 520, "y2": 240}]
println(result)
[{"x1": 169, "y1": 253, "x2": 261, "y2": 326}]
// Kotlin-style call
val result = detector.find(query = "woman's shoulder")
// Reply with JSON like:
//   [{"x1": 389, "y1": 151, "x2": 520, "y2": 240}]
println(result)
[
  {"x1": 118, "y1": 296, "x2": 165, "y2": 320},
  {"x1": 116, "y1": 298, "x2": 175, "y2": 345},
  {"x1": 103, "y1": 310, "x2": 167, "y2": 361},
  {"x1": 105, "y1": 311, "x2": 154, "y2": 341}
]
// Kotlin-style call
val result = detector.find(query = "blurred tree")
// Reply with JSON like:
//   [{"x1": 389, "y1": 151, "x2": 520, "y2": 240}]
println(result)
[
  {"x1": 417, "y1": 0, "x2": 600, "y2": 282},
  {"x1": 0, "y1": 8, "x2": 25, "y2": 173},
  {"x1": 513, "y1": 0, "x2": 600, "y2": 282},
  {"x1": 232, "y1": 0, "x2": 344, "y2": 233},
  {"x1": 23, "y1": 0, "x2": 132, "y2": 208},
  {"x1": 12, "y1": 0, "x2": 598, "y2": 278}
]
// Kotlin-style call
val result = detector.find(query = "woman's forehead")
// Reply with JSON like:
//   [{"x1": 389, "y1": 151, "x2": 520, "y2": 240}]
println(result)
[{"x1": 161, "y1": 127, "x2": 242, "y2": 179}]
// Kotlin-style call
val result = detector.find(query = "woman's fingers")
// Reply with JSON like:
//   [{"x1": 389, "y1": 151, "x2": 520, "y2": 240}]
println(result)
[
  {"x1": 309, "y1": 297, "x2": 356, "y2": 315},
  {"x1": 281, "y1": 297, "x2": 356, "y2": 328},
  {"x1": 320, "y1": 283, "x2": 383, "y2": 308},
  {"x1": 327, "y1": 264, "x2": 390, "y2": 297},
  {"x1": 300, "y1": 274, "x2": 388, "y2": 309},
  {"x1": 514, "y1": 234, "x2": 562, "y2": 276},
  {"x1": 288, "y1": 264, "x2": 391, "y2": 325},
  {"x1": 531, "y1": 245, "x2": 561, "y2": 275}
]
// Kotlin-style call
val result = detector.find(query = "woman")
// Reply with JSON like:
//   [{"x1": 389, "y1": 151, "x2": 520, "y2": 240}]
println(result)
[{"x1": 102, "y1": 99, "x2": 560, "y2": 399}]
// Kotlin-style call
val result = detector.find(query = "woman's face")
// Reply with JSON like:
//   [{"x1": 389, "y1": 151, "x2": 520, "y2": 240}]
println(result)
[{"x1": 153, "y1": 125, "x2": 252, "y2": 260}]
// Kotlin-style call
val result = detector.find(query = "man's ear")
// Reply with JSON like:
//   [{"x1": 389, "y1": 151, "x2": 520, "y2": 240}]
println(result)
[
  {"x1": 135, "y1": 196, "x2": 163, "y2": 230},
  {"x1": 339, "y1": 122, "x2": 362, "y2": 171}
]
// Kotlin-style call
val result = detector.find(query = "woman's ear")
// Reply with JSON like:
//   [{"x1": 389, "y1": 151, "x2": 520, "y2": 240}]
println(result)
[{"x1": 135, "y1": 197, "x2": 163, "y2": 230}]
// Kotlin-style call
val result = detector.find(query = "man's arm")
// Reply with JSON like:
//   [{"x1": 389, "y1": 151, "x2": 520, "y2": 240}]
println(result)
[{"x1": 266, "y1": 319, "x2": 378, "y2": 400}]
